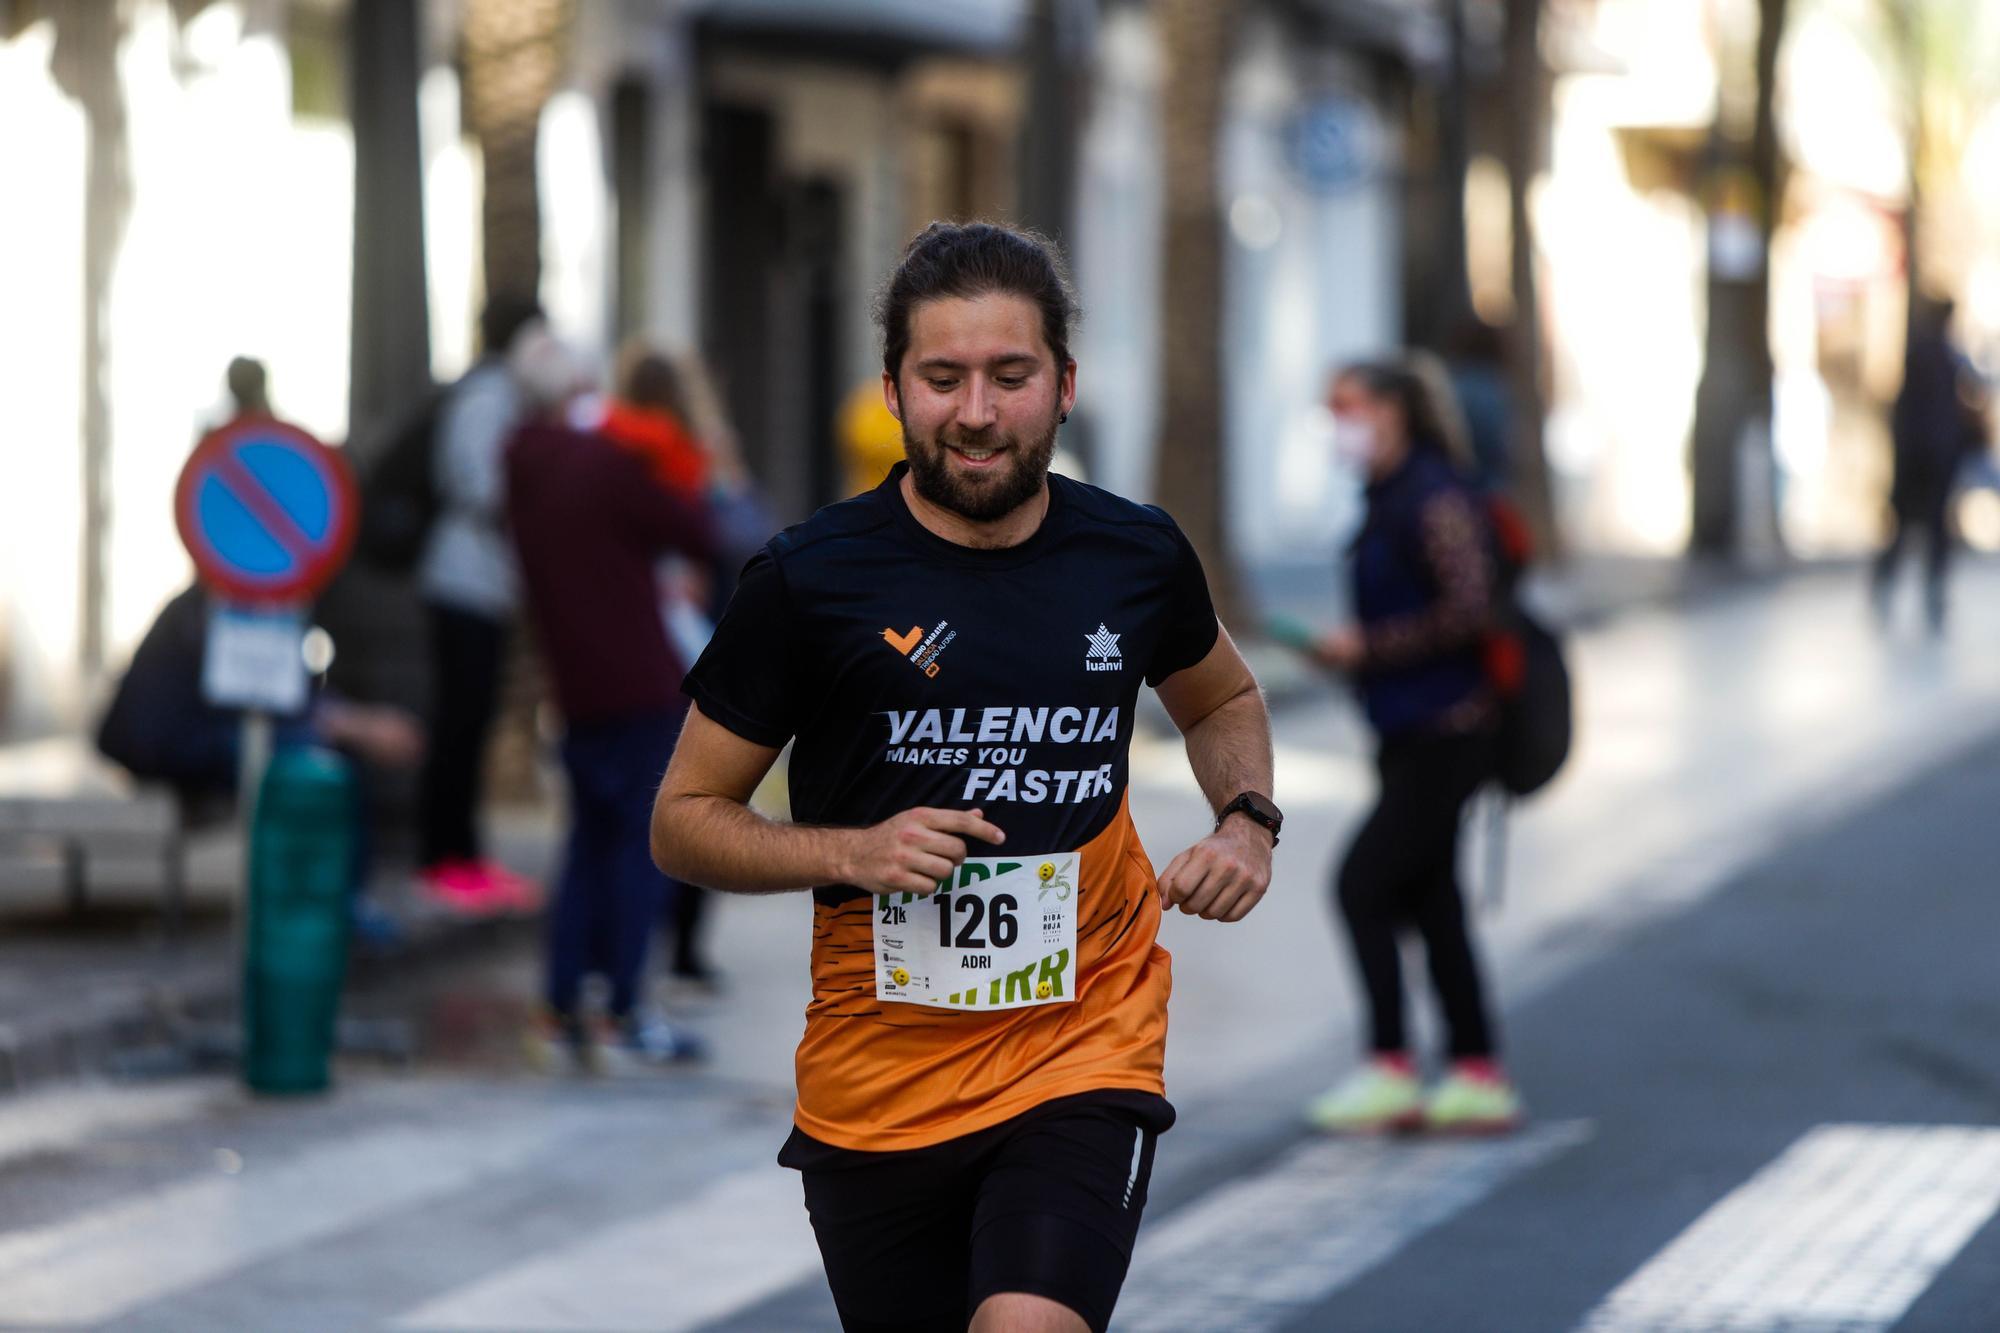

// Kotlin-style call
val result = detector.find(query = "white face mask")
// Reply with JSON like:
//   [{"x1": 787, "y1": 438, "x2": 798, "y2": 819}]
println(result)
[{"x1": 1331, "y1": 415, "x2": 1377, "y2": 471}]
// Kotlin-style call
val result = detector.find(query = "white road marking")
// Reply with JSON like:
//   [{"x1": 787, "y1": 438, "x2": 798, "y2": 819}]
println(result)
[
  {"x1": 392, "y1": 1166, "x2": 821, "y2": 1332},
  {"x1": 1113, "y1": 1120, "x2": 1590, "y2": 1332},
  {"x1": 0, "y1": 1115, "x2": 571, "y2": 1325},
  {"x1": 1579, "y1": 1124, "x2": 2000, "y2": 1333}
]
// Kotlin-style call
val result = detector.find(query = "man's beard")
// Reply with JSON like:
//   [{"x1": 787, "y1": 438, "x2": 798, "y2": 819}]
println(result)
[{"x1": 903, "y1": 410, "x2": 1060, "y2": 523}]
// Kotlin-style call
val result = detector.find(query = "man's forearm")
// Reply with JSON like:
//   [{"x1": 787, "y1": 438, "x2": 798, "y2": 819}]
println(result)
[
  {"x1": 1180, "y1": 686, "x2": 1275, "y2": 814},
  {"x1": 652, "y1": 794, "x2": 857, "y2": 894}
]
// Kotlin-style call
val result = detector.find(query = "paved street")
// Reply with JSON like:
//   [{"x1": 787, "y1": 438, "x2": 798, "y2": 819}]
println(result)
[{"x1": 3, "y1": 562, "x2": 2000, "y2": 1331}]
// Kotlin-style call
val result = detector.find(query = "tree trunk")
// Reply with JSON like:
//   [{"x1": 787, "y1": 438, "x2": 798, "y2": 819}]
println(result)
[
  {"x1": 1435, "y1": 0, "x2": 1475, "y2": 346},
  {"x1": 1881, "y1": 0, "x2": 1924, "y2": 352},
  {"x1": 1154, "y1": 0, "x2": 1240, "y2": 627},
  {"x1": 1689, "y1": 0, "x2": 1787, "y2": 559},
  {"x1": 1018, "y1": 0, "x2": 1083, "y2": 246},
  {"x1": 462, "y1": 0, "x2": 574, "y2": 309},
  {"x1": 348, "y1": 0, "x2": 432, "y2": 459},
  {"x1": 1502, "y1": 0, "x2": 1560, "y2": 560},
  {"x1": 51, "y1": 0, "x2": 131, "y2": 682}
]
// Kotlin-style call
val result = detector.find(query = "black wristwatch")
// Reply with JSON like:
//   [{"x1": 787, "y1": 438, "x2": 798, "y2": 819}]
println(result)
[{"x1": 1216, "y1": 791, "x2": 1283, "y2": 846}]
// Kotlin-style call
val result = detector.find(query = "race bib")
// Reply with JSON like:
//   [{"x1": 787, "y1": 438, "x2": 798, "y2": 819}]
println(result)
[{"x1": 874, "y1": 853, "x2": 1079, "y2": 1011}]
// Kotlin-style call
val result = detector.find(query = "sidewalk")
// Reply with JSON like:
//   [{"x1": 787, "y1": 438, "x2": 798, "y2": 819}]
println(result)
[
  {"x1": 0, "y1": 810, "x2": 556, "y2": 1091},
  {"x1": 0, "y1": 549, "x2": 1925, "y2": 1095}
]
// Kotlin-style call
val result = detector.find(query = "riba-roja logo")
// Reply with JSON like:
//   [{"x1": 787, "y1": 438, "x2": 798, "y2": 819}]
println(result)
[
  {"x1": 1085, "y1": 623, "x2": 1123, "y2": 673},
  {"x1": 883, "y1": 620, "x2": 956, "y2": 678}
]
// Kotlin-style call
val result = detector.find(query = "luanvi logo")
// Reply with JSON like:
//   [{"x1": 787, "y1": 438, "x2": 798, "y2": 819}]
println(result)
[
  {"x1": 884, "y1": 620, "x2": 956, "y2": 678},
  {"x1": 1085, "y1": 623, "x2": 1123, "y2": 673}
]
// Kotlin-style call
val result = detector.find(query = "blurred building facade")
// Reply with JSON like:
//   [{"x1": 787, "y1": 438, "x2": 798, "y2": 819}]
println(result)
[
  {"x1": 1, "y1": 0, "x2": 1442, "y2": 740},
  {"x1": 8, "y1": 0, "x2": 1998, "y2": 741}
]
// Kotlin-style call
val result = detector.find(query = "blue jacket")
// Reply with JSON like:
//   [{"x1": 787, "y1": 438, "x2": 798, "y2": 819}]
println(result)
[{"x1": 1349, "y1": 452, "x2": 1493, "y2": 738}]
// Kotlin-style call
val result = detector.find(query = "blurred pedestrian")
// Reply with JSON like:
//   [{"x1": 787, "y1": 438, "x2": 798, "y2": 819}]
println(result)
[
  {"x1": 224, "y1": 355, "x2": 272, "y2": 422},
  {"x1": 596, "y1": 342, "x2": 745, "y2": 992},
  {"x1": 504, "y1": 331, "x2": 717, "y2": 1070},
  {"x1": 415, "y1": 296, "x2": 545, "y2": 913},
  {"x1": 1872, "y1": 296, "x2": 1991, "y2": 632},
  {"x1": 1303, "y1": 358, "x2": 1521, "y2": 1136},
  {"x1": 662, "y1": 348, "x2": 782, "y2": 615},
  {"x1": 839, "y1": 376, "x2": 907, "y2": 498}
]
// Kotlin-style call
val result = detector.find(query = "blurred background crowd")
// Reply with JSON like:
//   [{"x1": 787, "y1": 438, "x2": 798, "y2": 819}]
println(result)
[{"x1": 3, "y1": 0, "x2": 1999, "y2": 1026}]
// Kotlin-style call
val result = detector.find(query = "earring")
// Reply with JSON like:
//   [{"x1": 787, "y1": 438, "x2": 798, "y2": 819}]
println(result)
[{"x1": 1060, "y1": 411, "x2": 1069, "y2": 424}]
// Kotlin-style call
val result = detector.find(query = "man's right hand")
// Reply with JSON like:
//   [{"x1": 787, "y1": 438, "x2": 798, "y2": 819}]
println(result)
[{"x1": 840, "y1": 807, "x2": 1007, "y2": 896}]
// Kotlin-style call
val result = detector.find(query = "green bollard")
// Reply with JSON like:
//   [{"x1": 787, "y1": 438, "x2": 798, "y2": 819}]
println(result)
[{"x1": 242, "y1": 746, "x2": 356, "y2": 1094}]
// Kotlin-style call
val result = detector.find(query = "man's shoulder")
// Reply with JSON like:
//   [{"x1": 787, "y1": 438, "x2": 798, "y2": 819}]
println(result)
[
  {"x1": 1051, "y1": 473, "x2": 1189, "y2": 563},
  {"x1": 765, "y1": 487, "x2": 899, "y2": 567}
]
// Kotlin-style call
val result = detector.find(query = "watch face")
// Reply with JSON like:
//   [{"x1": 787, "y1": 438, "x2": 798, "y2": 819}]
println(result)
[{"x1": 1235, "y1": 792, "x2": 1282, "y2": 829}]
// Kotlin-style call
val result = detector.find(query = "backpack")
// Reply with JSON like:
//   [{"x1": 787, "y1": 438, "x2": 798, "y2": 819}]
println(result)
[
  {"x1": 1480, "y1": 493, "x2": 1571, "y2": 798},
  {"x1": 354, "y1": 393, "x2": 444, "y2": 574}
]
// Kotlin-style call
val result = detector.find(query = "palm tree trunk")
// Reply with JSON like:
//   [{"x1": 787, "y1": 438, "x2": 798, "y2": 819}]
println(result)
[
  {"x1": 1689, "y1": 0, "x2": 1787, "y2": 558},
  {"x1": 51, "y1": 0, "x2": 131, "y2": 681},
  {"x1": 349, "y1": 0, "x2": 431, "y2": 457},
  {"x1": 1880, "y1": 0, "x2": 1924, "y2": 352},
  {"x1": 1019, "y1": 0, "x2": 1083, "y2": 246},
  {"x1": 1503, "y1": 0, "x2": 1560, "y2": 560},
  {"x1": 1154, "y1": 0, "x2": 1241, "y2": 627},
  {"x1": 1435, "y1": 0, "x2": 1475, "y2": 345},
  {"x1": 462, "y1": 0, "x2": 575, "y2": 307}
]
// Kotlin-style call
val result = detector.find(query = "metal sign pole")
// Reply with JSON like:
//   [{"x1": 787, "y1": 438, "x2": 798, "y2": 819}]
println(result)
[{"x1": 235, "y1": 709, "x2": 273, "y2": 981}]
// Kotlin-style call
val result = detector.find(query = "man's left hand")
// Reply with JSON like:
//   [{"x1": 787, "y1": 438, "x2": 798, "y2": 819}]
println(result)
[{"x1": 1157, "y1": 817, "x2": 1273, "y2": 922}]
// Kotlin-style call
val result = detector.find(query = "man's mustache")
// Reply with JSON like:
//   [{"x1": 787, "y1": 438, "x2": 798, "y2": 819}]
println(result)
[{"x1": 937, "y1": 430, "x2": 1011, "y2": 451}]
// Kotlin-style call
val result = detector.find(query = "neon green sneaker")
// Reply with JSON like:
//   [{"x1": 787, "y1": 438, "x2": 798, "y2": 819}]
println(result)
[
  {"x1": 1304, "y1": 1060, "x2": 1424, "y2": 1134},
  {"x1": 1422, "y1": 1071, "x2": 1523, "y2": 1134}
]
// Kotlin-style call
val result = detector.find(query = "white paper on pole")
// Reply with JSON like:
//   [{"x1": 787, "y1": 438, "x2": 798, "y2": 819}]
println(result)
[{"x1": 202, "y1": 605, "x2": 308, "y2": 713}]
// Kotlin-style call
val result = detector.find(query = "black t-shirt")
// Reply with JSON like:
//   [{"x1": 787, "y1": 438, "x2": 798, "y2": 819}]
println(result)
[
  {"x1": 685, "y1": 463, "x2": 1219, "y2": 1152},
  {"x1": 683, "y1": 463, "x2": 1219, "y2": 884}
]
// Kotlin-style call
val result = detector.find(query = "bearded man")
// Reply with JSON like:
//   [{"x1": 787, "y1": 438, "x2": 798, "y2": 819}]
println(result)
[{"x1": 650, "y1": 221, "x2": 1279, "y2": 1333}]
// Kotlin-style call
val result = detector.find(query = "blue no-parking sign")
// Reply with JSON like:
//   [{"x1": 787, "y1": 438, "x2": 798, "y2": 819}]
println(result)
[{"x1": 174, "y1": 418, "x2": 357, "y2": 604}]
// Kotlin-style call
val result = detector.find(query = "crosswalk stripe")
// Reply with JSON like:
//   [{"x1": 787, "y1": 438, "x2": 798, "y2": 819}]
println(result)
[
  {"x1": 391, "y1": 1165, "x2": 821, "y2": 1332},
  {"x1": 1112, "y1": 1120, "x2": 1591, "y2": 1332},
  {"x1": 0, "y1": 1115, "x2": 569, "y2": 1325},
  {"x1": 1578, "y1": 1124, "x2": 2000, "y2": 1333},
  {"x1": 0, "y1": 1080, "x2": 222, "y2": 1170}
]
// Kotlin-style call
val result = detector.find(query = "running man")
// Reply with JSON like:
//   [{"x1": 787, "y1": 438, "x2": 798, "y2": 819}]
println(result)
[{"x1": 652, "y1": 221, "x2": 1279, "y2": 1333}]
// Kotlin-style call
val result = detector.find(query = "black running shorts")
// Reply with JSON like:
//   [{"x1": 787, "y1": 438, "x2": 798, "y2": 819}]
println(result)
[{"x1": 779, "y1": 1090, "x2": 1175, "y2": 1333}]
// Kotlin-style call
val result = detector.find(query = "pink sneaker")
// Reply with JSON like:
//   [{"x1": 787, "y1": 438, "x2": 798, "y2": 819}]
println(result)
[{"x1": 419, "y1": 860, "x2": 510, "y2": 916}]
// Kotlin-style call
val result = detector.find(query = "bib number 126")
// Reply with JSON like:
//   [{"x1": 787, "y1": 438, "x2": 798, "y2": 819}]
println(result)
[
  {"x1": 934, "y1": 890, "x2": 1019, "y2": 949},
  {"x1": 874, "y1": 853, "x2": 1078, "y2": 1011}
]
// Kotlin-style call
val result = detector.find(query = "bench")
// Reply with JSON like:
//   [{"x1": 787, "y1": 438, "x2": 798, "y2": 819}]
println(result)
[{"x1": 0, "y1": 737, "x2": 194, "y2": 934}]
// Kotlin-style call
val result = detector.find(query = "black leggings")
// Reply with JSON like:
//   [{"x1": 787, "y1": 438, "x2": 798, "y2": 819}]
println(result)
[
  {"x1": 1873, "y1": 479, "x2": 1954, "y2": 621},
  {"x1": 419, "y1": 604, "x2": 508, "y2": 866},
  {"x1": 1335, "y1": 729, "x2": 1498, "y2": 1060}
]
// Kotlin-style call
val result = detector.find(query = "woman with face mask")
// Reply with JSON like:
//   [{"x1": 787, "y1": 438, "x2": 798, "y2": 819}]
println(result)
[{"x1": 1303, "y1": 359, "x2": 1521, "y2": 1135}]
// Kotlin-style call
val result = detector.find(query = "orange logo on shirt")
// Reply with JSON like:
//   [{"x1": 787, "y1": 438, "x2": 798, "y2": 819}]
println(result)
[{"x1": 884, "y1": 621, "x2": 956, "y2": 678}]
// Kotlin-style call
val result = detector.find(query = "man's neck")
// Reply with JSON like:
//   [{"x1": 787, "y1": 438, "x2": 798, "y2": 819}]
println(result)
[{"x1": 900, "y1": 472, "x2": 1050, "y2": 550}]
